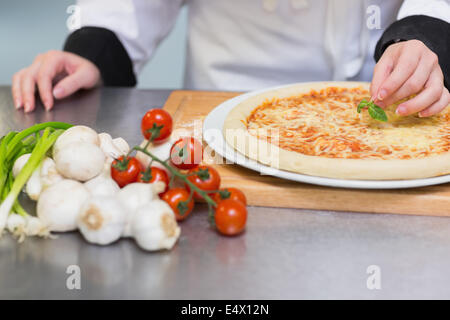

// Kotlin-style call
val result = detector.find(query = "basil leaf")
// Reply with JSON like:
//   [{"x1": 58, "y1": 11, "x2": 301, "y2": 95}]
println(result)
[
  {"x1": 368, "y1": 104, "x2": 388, "y2": 122},
  {"x1": 357, "y1": 99, "x2": 369, "y2": 113}
]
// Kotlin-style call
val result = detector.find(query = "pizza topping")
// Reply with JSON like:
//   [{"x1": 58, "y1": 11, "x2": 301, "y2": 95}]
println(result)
[
  {"x1": 245, "y1": 87, "x2": 449, "y2": 160},
  {"x1": 357, "y1": 99, "x2": 388, "y2": 122}
]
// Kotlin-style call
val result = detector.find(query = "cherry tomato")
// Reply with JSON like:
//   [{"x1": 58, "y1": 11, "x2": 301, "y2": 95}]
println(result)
[
  {"x1": 137, "y1": 166, "x2": 170, "y2": 195},
  {"x1": 214, "y1": 199, "x2": 247, "y2": 236},
  {"x1": 213, "y1": 188, "x2": 247, "y2": 206},
  {"x1": 170, "y1": 137, "x2": 203, "y2": 170},
  {"x1": 186, "y1": 165, "x2": 221, "y2": 200},
  {"x1": 111, "y1": 156, "x2": 143, "y2": 188},
  {"x1": 162, "y1": 188, "x2": 195, "y2": 221},
  {"x1": 141, "y1": 109, "x2": 173, "y2": 142}
]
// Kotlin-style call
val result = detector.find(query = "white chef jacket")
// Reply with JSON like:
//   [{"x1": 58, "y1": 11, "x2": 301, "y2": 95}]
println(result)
[{"x1": 72, "y1": 0, "x2": 450, "y2": 91}]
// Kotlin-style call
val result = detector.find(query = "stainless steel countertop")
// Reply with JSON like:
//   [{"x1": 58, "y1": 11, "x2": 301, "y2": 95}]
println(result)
[{"x1": 1, "y1": 86, "x2": 450, "y2": 300}]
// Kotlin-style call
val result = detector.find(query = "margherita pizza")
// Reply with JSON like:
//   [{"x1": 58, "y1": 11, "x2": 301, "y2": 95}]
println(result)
[{"x1": 223, "y1": 82, "x2": 450, "y2": 180}]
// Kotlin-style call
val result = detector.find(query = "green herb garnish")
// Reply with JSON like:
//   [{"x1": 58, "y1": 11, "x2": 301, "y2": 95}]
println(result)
[{"x1": 357, "y1": 99, "x2": 388, "y2": 122}]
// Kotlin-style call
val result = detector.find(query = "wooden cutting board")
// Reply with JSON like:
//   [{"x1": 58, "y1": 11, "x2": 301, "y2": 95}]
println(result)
[{"x1": 163, "y1": 90, "x2": 450, "y2": 216}]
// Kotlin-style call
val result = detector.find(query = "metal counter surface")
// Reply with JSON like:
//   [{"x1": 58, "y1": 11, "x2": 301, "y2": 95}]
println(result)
[{"x1": 1, "y1": 86, "x2": 450, "y2": 299}]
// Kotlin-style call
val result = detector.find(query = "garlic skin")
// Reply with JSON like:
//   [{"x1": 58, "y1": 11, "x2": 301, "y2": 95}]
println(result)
[
  {"x1": 12, "y1": 153, "x2": 31, "y2": 178},
  {"x1": 53, "y1": 125, "x2": 99, "y2": 158},
  {"x1": 112, "y1": 137, "x2": 130, "y2": 155},
  {"x1": 40, "y1": 157, "x2": 63, "y2": 190},
  {"x1": 78, "y1": 195, "x2": 126, "y2": 245},
  {"x1": 54, "y1": 141, "x2": 105, "y2": 182},
  {"x1": 131, "y1": 200, "x2": 180, "y2": 251},
  {"x1": 85, "y1": 173, "x2": 120, "y2": 196},
  {"x1": 135, "y1": 140, "x2": 172, "y2": 175},
  {"x1": 16, "y1": 156, "x2": 63, "y2": 201},
  {"x1": 98, "y1": 133, "x2": 129, "y2": 159},
  {"x1": 118, "y1": 182, "x2": 165, "y2": 237},
  {"x1": 37, "y1": 179, "x2": 90, "y2": 232}
]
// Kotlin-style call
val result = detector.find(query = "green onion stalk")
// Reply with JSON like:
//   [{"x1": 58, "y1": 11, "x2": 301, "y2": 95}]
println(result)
[{"x1": 0, "y1": 122, "x2": 72, "y2": 234}]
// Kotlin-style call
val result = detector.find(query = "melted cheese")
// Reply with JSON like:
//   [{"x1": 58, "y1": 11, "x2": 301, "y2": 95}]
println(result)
[{"x1": 246, "y1": 87, "x2": 450, "y2": 160}]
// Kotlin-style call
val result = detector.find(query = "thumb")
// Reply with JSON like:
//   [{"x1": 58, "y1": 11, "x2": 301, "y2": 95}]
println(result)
[{"x1": 53, "y1": 65, "x2": 99, "y2": 99}]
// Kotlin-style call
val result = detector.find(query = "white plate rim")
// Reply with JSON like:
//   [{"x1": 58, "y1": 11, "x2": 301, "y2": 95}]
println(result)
[{"x1": 202, "y1": 82, "x2": 450, "y2": 189}]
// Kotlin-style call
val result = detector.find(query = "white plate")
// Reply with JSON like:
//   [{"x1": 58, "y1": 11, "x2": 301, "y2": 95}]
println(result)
[{"x1": 203, "y1": 83, "x2": 450, "y2": 189}]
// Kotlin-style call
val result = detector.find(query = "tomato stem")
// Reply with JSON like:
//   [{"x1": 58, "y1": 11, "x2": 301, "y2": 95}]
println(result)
[{"x1": 133, "y1": 146, "x2": 217, "y2": 209}]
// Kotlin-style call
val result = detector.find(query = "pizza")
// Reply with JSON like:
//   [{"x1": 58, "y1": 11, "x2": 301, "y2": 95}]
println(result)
[{"x1": 223, "y1": 82, "x2": 450, "y2": 180}]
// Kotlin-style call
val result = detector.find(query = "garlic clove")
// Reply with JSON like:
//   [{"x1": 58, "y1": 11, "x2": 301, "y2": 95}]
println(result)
[
  {"x1": 118, "y1": 183, "x2": 160, "y2": 237},
  {"x1": 85, "y1": 174, "x2": 120, "y2": 196},
  {"x1": 37, "y1": 179, "x2": 90, "y2": 232},
  {"x1": 40, "y1": 157, "x2": 63, "y2": 190},
  {"x1": 131, "y1": 200, "x2": 180, "y2": 251},
  {"x1": 112, "y1": 137, "x2": 130, "y2": 155}
]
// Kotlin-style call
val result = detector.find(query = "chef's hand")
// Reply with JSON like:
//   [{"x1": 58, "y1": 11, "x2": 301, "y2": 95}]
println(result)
[
  {"x1": 12, "y1": 50, "x2": 100, "y2": 112},
  {"x1": 370, "y1": 40, "x2": 449, "y2": 117}
]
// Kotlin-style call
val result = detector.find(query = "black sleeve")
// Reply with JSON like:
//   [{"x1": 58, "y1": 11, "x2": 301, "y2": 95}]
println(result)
[
  {"x1": 374, "y1": 15, "x2": 450, "y2": 89},
  {"x1": 63, "y1": 26, "x2": 137, "y2": 86}
]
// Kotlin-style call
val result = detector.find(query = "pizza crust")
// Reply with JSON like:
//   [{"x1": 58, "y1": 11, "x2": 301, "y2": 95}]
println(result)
[{"x1": 223, "y1": 82, "x2": 450, "y2": 180}]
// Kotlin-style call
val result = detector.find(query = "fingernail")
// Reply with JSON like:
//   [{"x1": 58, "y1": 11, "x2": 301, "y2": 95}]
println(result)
[
  {"x1": 53, "y1": 87, "x2": 63, "y2": 99},
  {"x1": 24, "y1": 103, "x2": 31, "y2": 113},
  {"x1": 418, "y1": 112, "x2": 425, "y2": 118},
  {"x1": 43, "y1": 100, "x2": 51, "y2": 111},
  {"x1": 396, "y1": 105, "x2": 406, "y2": 115},
  {"x1": 377, "y1": 89, "x2": 387, "y2": 101},
  {"x1": 15, "y1": 99, "x2": 21, "y2": 109}
]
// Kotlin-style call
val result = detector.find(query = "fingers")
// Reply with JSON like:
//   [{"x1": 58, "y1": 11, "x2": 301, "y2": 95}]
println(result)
[
  {"x1": 418, "y1": 88, "x2": 450, "y2": 117},
  {"x1": 14, "y1": 55, "x2": 43, "y2": 113},
  {"x1": 36, "y1": 51, "x2": 65, "y2": 110},
  {"x1": 52, "y1": 66, "x2": 89, "y2": 100},
  {"x1": 370, "y1": 49, "x2": 395, "y2": 101},
  {"x1": 375, "y1": 51, "x2": 420, "y2": 107},
  {"x1": 396, "y1": 68, "x2": 444, "y2": 116},
  {"x1": 53, "y1": 58, "x2": 100, "y2": 100},
  {"x1": 10, "y1": 50, "x2": 101, "y2": 113},
  {"x1": 380, "y1": 52, "x2": 437, "y2": 108},
  {"x1": 20, "y1": 73, "x2": 36, "y2": 113},
  {"x1": 11, "y1": 70, "x2": 24, "y2": 109}
]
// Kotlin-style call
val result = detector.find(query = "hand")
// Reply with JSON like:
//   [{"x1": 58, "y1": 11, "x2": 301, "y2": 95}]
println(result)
[
  {"x1": 12, "y1": 50, "x2": 101, "y2": 113},
  {"x1": 370, "y1": 40, "x2": 449, "y2": 117}
]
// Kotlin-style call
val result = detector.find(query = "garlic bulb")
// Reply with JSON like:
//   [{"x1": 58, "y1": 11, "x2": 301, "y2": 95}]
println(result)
[
  {"x1": 117, "y1": 182, "x2": 165, "y2": 237},
  {"x1": 131, "y1": 199, "x2": 180, "y2": 251},
  {"x1": 78, "y1": 195, "x2": 126, "y2": 245},
  {"x1": 37, "y1": 179, "x2": 90, "y2": 232},
  {"x1": 84, "y1": 162, "x2": 120, "y2": 196},
  {"x1": 40, "y1": 157, "x2": 63, "y2": 190}
]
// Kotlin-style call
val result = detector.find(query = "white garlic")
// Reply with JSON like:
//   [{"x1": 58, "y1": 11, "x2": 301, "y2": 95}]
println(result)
[
  {"x1": 37, "y1": 179, "x2": 90, "y2": 232},
  {"x1": 131, "y1": 199, "x2": 180, "y2": 251},
  {"x1": 78, "y1": 195, "x2": 126, "y2": 245}
]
